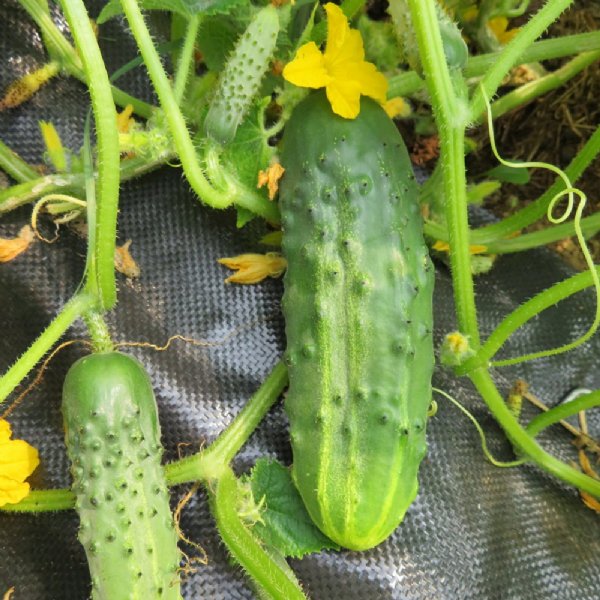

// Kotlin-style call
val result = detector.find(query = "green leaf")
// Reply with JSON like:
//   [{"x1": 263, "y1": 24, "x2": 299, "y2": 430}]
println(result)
[
  {"x1": 247, "y1": 459, "x2": 339, "y2": 558},
  {"x1": 236, "y1": 207, "x2": 256, "y2": 228},
  {"x1": 221, "y1": 99, "x2": 273, "y2": 191},
  {"x1": 486, "y1": 163, "x2": 531, "y2": 185},
  {"x1": 97, "y1": 0, "x2": 245, "y2": 24}
]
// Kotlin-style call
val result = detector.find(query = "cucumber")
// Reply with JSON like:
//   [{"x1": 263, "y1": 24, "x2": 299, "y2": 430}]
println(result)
[
  {"x1": 204, "y1": 5, "x2": 279, "y2": 144},
  {"x1": 280, "y1": 91, "x2": 434, "y2": 551},
  {"x1": 62, "y1": 352, "x2": 181, "y2": 599}
]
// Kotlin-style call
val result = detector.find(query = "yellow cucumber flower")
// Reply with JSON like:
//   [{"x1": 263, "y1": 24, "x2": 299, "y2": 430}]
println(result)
[
  {"x1": 0, "y1": 419, "x2": 39, "y2": 506},
  {"x1": 218, "y1": 253, "x2": 287, "y2": 284},
  {"x1": 283, "y1": 3, "x2": 387, "y2": 119}
]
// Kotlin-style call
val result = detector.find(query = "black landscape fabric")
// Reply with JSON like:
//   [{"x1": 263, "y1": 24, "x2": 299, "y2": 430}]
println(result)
[{"x1": 0, "y1": 1, "x2": 599, "y2": 598}]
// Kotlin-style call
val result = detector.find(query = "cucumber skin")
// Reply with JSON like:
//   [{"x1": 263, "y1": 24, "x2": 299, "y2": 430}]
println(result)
[
  {"x1": 204, "y1": 5, "x2": 279, "y2": 144},
  {"x1": 62, "y1": 352, "x2": 181, "y2": 600},
  {"x1": 280, "y1": 91, "x2": 434, "y2": 551}
]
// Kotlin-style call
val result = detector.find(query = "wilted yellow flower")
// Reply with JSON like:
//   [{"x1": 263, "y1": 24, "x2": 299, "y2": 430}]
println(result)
[
  {"x1": 283, "y1": 3, "x2": 387, "y2": 119},
  {"x1": 0, "y1": 62, "x2": 60, "y2": 111},
  {"x1": 432, "y1": 240, "x2": 488, "y2": 255},
  {"x1": 257, "y1": 163, "x2": 285, "y2": 201},
  {"x1": 116, "y1": 104, "x2": 135, "y2": 134},
  {"x1": 218, "y1": 253, "x2": 287, "y2": 284},
  {"x1": 383, "y1": 97, "x2": 411, "y2": 119},
  {"x1": 0, "y1": 226, "x2": 34, "y2": 263},
  {"x1": 114, "y1": 239, "x2": 140, "y2": 279},
  {"x1": 0, "y1": 419, "x2": 39, "y2": 507},
  {"x1": 488, "y1": 17, "x2": 519, "y2": 45}
]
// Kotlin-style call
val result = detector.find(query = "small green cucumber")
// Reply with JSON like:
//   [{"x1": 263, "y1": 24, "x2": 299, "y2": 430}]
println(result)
[
  {"x1": 204, "y1": 5, "x2": 279, "y2": 144},
  {"x1": 62, "y1": 352, "x2": 181, "y2": 599},
  {"x1": 280, "y1": 91, "x2": 434, "y2": 551}
]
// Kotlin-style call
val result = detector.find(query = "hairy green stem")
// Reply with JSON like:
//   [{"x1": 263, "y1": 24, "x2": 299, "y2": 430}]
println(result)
[
  {"x1": 406, "y1": 0, "x2": 479, "y2": 344},
  {"x1": 173, "y1": 15, "x2": 201, "y2": 104},
  {"x1": 83, "y1": 311, "x2": 114, "y2": 353},
  {"x1": 484, "y1": 211, "x2": 600, "y2": 254},
  {"x1": 166, "y1": 361, "x2": 288, "y2": 484},
  {"x1": 0, "y1": 293, "x2": 95, "y2": 405},
  {"x1": 457, "y1": 267, "x2": 600, "y2": 374},
  {"x1": 0, "y1": 489, "x2": 75, "y2": 512},
  {"x1": 526, "y1": 391, "x2": 600, "y2": 437},
  {"x1": 210, "y1": 466, "x2": 307, "y2": 600},
  {"x1": 470, "y1": 0, "x2": 574, "y2": 120},
  {"x1": 489, "y1": 51, "x2": 600, "y2": 121},
  {"x1": 469, "y1": 368, "x2": 600, "y2": 497},
  {"x1": 61, "y1": 0, "x2": 120, "y2": 310},
  {"x1": 0, "y1": 139, "x2": 39, "y2": 183}
]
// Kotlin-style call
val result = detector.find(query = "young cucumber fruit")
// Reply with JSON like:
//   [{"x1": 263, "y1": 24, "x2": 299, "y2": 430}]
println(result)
[
  {"x1": 280, "y1": 91, "x2": 434, "y2": 551},
  {"x1": 62, "y1": 352, "x2": 181, "y2": 599},
  {"x1": 204, "y1": 5, "x2": 279, "y2": 144}
]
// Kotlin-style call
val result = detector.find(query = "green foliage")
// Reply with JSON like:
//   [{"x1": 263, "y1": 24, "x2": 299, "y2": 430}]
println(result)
[
  {"x1": 246, "y1": 459, "x2": 339, "y2": 558},
  {"x1": 356, "y1": 14, "x2": 401, "y2": 72},
  {"x1": 97, "y1": 0, "x2": 245, "y2": 23}
]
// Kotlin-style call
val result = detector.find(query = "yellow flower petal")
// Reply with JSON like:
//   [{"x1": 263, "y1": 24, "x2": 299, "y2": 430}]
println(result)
[
  {"x1": 349, "y1": 61, "x2": 388, "y2": 104},
  {"x1": 0, "y1": 226, "x2": 34, "y2": 263},
  {"x1": 325, "y1": 7, "x2": 364, "y2": 67},
  {"x1": 0, "y1": 439, "x2": 40, "y2": 482},
  {"x1": 257, "y1": 162, "x2": 285, "y2": 201},
  {"x1": 282, "y1": 42, "x2": 330, "y2": 89},
  {"x1": 0, "y1": 476, "x2": 31, "y2": 506},
  {"x1": 116, "y1": 104, "x2": 135, "y2": 134},
  {"x1": 218, "y1": 253, "x2": 287, "y2": 284},
  {"x1": 326, "y1": 79, "x2": 362, "y2": 119}
]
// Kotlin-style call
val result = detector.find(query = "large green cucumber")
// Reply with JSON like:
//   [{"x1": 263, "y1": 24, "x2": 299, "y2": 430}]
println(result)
[
  {"x1": 62, "y1": 352, "x2": 181, "y2": 599},
  {"x1": 280, "y1": 91, "x2": 434, "y2": 551}
]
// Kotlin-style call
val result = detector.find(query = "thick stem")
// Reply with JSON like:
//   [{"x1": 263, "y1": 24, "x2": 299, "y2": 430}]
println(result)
[
  {"x1": 165, "y1": 361, "x2": 287, "y2": 485},
  {"x1": 484, "y1": 211, "x2": 600, "y2": 254},
  {"x1": 60, "y1": 0, "x2": 120, "y2": 310},
  {"x1": 173, "y1": 16, "x2": 201, "y2": 104},
  {"x1": 82, "y1": 311, "x2": 114, "y2": 353},
  {"x1": 0, "y1": 489, "x2": 75, "y2": 512},
  {"x1": 469, "y1": 368, "x2": 600, "y2": 497},
  {"x1": 406, "y1": 0, "x2": 479, "y2": 344},
  {"x1": 0, "y1": 294, "x2": 95, "y2": 405},
  {"x1": 526, "y1": 391, "x2": 600, "y2": 437},
  {"x1": 210, "y1": 466, "x2": 307, "y2": 600}
]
